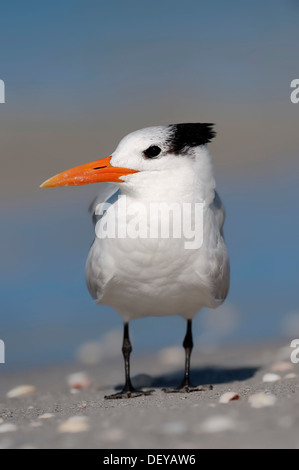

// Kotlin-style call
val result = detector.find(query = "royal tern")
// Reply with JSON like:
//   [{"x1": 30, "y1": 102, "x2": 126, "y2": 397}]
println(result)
[{"x1": 41, "y1": 123, "x2": 230, "y2": 398}]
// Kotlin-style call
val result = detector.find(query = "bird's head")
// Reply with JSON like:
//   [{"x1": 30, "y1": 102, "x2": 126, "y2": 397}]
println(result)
[{"x1": 40, "y1": 123, "x2": 216, "y2": 197}]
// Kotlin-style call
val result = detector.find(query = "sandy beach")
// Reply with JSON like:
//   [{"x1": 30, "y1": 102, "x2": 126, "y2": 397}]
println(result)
[{"x1": 0, "y1": 340, "x2": 298, "y2": 449}]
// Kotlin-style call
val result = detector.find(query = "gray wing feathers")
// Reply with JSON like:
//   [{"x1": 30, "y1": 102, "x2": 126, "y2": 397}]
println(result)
[
  {"x1": 86, "y1": 183, "x2": 119, "y2": 301},
  {"x1": 212, "y1": 190, "x2": 226, "y2": 235},
  {"x1": 208, "y1": 190, "x2": 230, "y2": 303}
]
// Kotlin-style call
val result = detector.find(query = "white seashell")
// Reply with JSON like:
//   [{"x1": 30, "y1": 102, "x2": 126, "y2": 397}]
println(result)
[
  {"x1": 248, "y1": 393, "x2": 276, "y2": 408},
  {"x1": 200, "y1": 416, "x2": 236, "y2": 433},
  {"x1": 262, "y1": 373, "x2": 281, "y2": 383},
  {"x1": 219, "y1": 392, "x2": 240, "y2": 403},
  {"x1": 0, "y1": 423, "x2": 18, "y2": 433},
  {"x1": 271, "y1": 362, "x2": 294, "y2": 373},
  {"x1": 58, "y1": 416, "x2": 90, "y2": 433},
  {"x1": 38, "y1": 413, "x2": 55, "y2": 420},
  {"x1": 284, "y1": 373, "x2": 297, "y2": 379},
  {"x1": 77, "y1": 403, "x2": 87, "y2": 409},
  {"x1": 67, "y1": 372, "x2": 91, "y2": 390},
  {"x1": 6, "y1": 385, "x2": 36, "y2": 398}
]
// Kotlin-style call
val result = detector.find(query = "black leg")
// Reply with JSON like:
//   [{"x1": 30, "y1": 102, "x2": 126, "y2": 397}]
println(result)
[
  {"x1": 105, "y1": 322, "x2": 154, "y2": 399},
  {"x1": 163, "y1": 319, "x2": 213, "y2": 393},
  {"x1": 122, "y1": 322, "x2": 134, "y2": 392},
  {"x1": 181, "y1": 319, "x2": 193, "y2": 388}
]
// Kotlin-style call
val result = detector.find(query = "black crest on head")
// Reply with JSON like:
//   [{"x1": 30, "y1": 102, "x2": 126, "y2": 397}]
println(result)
[{"x1": 167, "y1": 123, "x2": 216, "y2": 154}]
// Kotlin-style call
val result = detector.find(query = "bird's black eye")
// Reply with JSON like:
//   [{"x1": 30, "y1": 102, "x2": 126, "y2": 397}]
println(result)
[{"x1": 144, "y1": 145, "x2": 161, "y2": 158}]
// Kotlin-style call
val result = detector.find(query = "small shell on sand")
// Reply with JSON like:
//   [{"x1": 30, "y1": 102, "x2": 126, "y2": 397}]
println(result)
[
  {"x1": 285, "y1": 373, "x2": 297, "y2": 379},
  {"x1": 77, "y1": 403, "x2": 87, "y2": 409},
  {"x1": 200, "y1": 416, "x2": 236, "y2": 433},
  {"x1": 271, "y1": 362, "x2": 294, "y2": 373},
  {"x1": 38, "y1": 413, "x2": 55, "y2": 420},
  {"x1": 58, "y1": 416, "x2": 90, "y2": 434},
  {"x1": 0, "y1": 423, "x2": 18, "y2": 433},
  {"x1": 249, "y1": 393, "x2": 276, "y2": 408},
  {"x1": 6, "y1": 385, "x2": 37, "y2": 398},
  {"x1": 67, "y1": 372, "x2": 91, "y2": 390},
  {"x1": 219, "y1": 392, "x2": 240, "y2": 404},
  {"x1": 263, "y1": 373, "x2": 281, "y2": 383}
]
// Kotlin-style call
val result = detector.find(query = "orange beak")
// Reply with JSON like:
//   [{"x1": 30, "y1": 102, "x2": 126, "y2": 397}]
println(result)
[{"x1": 40, "y1": 156, "x2": 138, "y2": 188}]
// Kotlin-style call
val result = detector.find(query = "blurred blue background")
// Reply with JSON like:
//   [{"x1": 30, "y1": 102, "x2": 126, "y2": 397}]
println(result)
[{"x1": 0, "y1": 0, "x2": 298, "y2": 370}]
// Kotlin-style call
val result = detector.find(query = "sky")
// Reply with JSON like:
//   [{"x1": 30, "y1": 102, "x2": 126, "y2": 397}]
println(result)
[{"x1": 0, "y1": 1, "x2": 298, "y2": 369}]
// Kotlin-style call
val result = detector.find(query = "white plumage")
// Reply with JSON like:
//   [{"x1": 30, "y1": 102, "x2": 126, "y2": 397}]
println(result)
[
  {"x1": 41, "y1": 123, "x2": 230, "y2": 397},
  {"x1": 86, "y1": 126, "x2": 229, "y2": 322}
]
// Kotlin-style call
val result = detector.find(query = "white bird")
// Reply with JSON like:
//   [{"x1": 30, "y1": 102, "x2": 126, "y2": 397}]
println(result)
[{"x1": 41, "y1": 123, "x2": 230, "y2": 399}]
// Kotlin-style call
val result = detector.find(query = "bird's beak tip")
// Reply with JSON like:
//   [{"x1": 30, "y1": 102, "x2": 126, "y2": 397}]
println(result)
[
  {"x1": 40, "y1": 178, "x2": 56, "y2": 189},
  {"x1": 39, "y1": 156, "x2": 138, "y2": 189}
]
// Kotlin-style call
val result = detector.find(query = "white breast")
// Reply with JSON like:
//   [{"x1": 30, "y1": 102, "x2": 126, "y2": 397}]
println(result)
[{"x1": 86, "y1": 192, "x2": 229, "y2": 322}]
